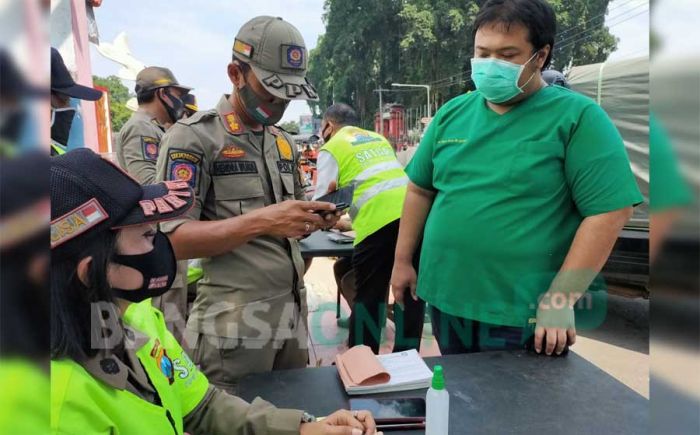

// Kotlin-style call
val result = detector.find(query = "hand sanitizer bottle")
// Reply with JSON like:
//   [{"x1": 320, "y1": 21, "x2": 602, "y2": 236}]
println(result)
[{"x1": 426, "y1": 365, "x2": 449, "y2": 434}]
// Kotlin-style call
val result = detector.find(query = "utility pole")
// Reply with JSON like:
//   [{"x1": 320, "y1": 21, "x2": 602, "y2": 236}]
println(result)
[
  {"x1": 391, "y1": 83, "x2": 431, "y2": 118},
  {"x1": 373, "y1": 87, "x2": 389, "y2": 137}
]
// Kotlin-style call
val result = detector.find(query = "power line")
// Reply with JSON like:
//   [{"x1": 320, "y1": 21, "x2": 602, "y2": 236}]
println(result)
[
  {"x1": 556, "y1": 8, "x2": 649, "y2": 52},
  {"x1": 555, "y1": 0, "x2": 644, "y2": 40},
  {"x1": 555, "y1": 2, "x2": 648, "y2": 48}
]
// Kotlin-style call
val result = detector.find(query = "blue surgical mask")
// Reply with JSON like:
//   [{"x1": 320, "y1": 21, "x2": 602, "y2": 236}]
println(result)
[{"x1": 470, "y1": 52, "x2": 539, "y2": 104}]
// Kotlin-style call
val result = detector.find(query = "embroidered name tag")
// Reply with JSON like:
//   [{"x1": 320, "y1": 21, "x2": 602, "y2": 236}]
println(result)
[{"x1": 212, "y1": 160, "x2": 258, "y2": 176}]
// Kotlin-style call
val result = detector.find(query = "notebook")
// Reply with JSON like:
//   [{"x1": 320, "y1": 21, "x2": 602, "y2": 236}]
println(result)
[{"x1": 335, "y1": 345, "x2": 433, "y2": 395}]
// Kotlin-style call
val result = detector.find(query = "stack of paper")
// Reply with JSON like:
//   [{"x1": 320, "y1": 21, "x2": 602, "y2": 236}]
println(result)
[{"x1": 336, "y1": 345, "x2": 433, "y2": 395}]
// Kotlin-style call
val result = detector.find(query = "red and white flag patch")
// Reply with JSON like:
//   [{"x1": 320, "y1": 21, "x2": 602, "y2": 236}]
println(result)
[{"x1": 51, "y1": 198, "x2": 109, "y2": 249}]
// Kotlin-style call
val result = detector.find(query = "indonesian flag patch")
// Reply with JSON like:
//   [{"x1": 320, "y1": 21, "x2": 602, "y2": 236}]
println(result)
[{"x1": 51, "y1": 198, "x2": 109, "y2": 248}]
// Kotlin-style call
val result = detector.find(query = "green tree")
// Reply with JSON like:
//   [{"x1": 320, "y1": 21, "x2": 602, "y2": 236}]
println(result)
[
  {"x1": 92, "y1": 75, "x2": 133, "y2": 132},
  {"x1": 308, "y1": 0, "x2": 618, "y2": 129},
  {"x1": 280, "y1": 120, "x2": 300, "y2": 134}
]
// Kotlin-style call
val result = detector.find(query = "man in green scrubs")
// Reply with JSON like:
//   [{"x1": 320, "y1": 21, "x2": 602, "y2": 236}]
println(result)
[{"x1": 391, "y1": 0, "x2": 643, "y2": 356}]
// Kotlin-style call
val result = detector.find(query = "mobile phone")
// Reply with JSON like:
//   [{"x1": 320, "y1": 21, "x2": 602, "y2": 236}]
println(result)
[
  {"x1": 349, "y1": 397, "x2": 426, "y2": 426},
  {"x1": 315, "y1": 185, "x2": 355, "y2": 209},
  {"x1": 327, "y1": 232, "x2": 354, "y2": 244}
]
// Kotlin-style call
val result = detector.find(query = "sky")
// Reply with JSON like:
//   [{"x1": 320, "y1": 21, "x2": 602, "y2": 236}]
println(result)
[{"x1": 89, "y1": 0, "x2": 651, "y2": 124}]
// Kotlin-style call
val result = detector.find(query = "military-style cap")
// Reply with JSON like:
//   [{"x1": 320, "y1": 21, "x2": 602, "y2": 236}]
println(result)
[
  {"x1": 232, "y1": 16, "x2": 319, "y2": 101},
  {"x1": 182, "y1": 93, "x2": 198, "y2": 112},
  {"x1": 134, "y1": 66, "x2": 192, "y2": 96}
]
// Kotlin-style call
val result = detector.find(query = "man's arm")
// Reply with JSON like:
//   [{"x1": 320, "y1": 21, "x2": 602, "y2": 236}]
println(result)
[
  {"x1": 535, "y1": 206, "x2": 633, "y2": 355},
  {"x1": 312, "y1": 150, "x2": 339, "y2": 200},
  {"x1": 119, "y1": 123, "x2": 159, "y2": 185},
  {"x1": 168, "y1": 201, "x2": 333, "y2": 260},
  {"x1": 391, "y1": 182, "x2": 436, "y2": 306}
]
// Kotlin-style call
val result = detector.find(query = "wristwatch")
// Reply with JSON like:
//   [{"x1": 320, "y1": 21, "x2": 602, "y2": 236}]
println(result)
[{"x1": 301, "y1": 411, "x2": 317, "y2": 423}]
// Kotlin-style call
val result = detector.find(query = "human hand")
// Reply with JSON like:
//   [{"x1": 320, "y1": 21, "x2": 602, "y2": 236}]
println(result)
[
  {"x1": 255, "y1": 200, "x2": 337, "y2": 238},
  {"x1": 300, "y1": 409, "x2": 380, "y2": 435},
  {"x1": 390, "y1": 260, "x2": 417, "y2": 309},
  {"x1": 534, "y1": 293, "x2": 576, "y2": 355}
]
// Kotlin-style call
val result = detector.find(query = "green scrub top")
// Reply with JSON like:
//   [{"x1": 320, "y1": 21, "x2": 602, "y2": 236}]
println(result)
[{"x1": 406, "y1": 85, "x2": 643, "y2": 327}]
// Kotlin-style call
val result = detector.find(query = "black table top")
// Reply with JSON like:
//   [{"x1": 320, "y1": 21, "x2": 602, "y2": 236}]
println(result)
[
  {"x1": 238, "y1": 350, "x2": 648, "y2": 434},
  {"x1": 299, "y1": 230, "x2": 354, "y2": 258}
]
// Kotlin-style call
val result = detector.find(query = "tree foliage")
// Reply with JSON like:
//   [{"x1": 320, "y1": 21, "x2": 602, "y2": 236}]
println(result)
[
  {"x1": 92, "y1": 75, "x2": 133, "y2": 132},
  {"x1": 280, "y1": 120, "x2": 300, "y2": 134},
  {"x1": 308, "y1": 0, "x2": 618, "y2": 129}
]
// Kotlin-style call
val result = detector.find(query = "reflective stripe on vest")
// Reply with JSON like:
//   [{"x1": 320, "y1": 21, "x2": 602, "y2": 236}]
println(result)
[
  {"x1": 349, "y1": 176, "x2": 408, "y2": 220},
  {"x1": 355, "y1": 160, "x2": 403, "y2": 183}
]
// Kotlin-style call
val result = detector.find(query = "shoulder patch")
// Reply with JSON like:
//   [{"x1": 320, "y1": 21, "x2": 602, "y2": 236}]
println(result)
[
  {"x1": 167, "y1": 148, "x2": 203, "y2": 194},
  {"x1": 178, "y1": 109, "x2": 216, "y2": 126},
  {"x1": 221, "y1": 111, "x2": 244, "y2": 135},
  {"x1": 141, "y1": 136, "x2": 160, "y2": 161}
]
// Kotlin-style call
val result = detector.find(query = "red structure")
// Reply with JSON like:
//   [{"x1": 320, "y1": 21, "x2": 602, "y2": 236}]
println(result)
[{"x1": 374, "y1": 104, "x2": 405, "y2": 149}]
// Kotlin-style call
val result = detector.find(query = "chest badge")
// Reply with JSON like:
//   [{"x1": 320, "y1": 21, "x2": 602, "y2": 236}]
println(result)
[
  {"x1": 221, "y1": 144, "x2": 246, "y2": 159},
  {"x1": 276, "y1": 135, "x2": 293, "y2": 161}
]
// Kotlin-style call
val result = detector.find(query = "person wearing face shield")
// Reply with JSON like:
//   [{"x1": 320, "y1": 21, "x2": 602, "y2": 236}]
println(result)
[
  {"x1": 49, "y1": 148, "x2": 378, "y2": 435},
  {"x1": 155, "y1": 16, "x2": 340, "y2": 393},
  {"x1": 50, "y1": 47, "x2": 103, "y2": 156},
  {"x1": 115, "y1": 67, "x2": 192, "y2": 185},
  {"x1": 391, "y1": 0, "x2": 643, "y2": 357}
]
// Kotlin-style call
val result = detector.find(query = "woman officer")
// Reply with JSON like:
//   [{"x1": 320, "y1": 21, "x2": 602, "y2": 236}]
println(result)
[{"x1": 50, "y1": 148, "x2": 378, "y2": 435}]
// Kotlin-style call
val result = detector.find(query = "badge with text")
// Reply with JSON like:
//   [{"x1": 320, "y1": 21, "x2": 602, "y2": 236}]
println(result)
[
  {"x1": 276, "y1": 135, "x2": 293, "y2": 161},
  {"x1": 50, "y1": 198, "x2": 109, "y2": 248},
  {"x1": 141, "y1": 136, "x2": 160, "y2": 161},
  {"x1": 167, "y1": 149, "x2": 202, "y2": 194},
  {"x1": 277, "y1": 160, "x2": 294, "y2": 174},
  {"x1": 212, "y1": 160, "x2": 258, "y2": 176}
]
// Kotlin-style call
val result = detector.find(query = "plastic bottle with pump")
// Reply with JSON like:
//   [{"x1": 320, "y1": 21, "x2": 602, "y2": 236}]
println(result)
[{"x1": 426, "y1": 365, "x2": 449, "y2": 434}]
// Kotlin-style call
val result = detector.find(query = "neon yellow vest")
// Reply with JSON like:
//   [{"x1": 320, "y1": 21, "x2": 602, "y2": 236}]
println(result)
[
  {"x1": 50, "y1": 140, "x2": 67, "y2": 156},
  {"x1": 51, "y1": 299, "x2": 209, "y2": 434},
  {"x1": 322, "y1": 126, "x2": 407, "y2": 244},
  {"x1": 0, "y1": 360, "x2": 49, "y2": 434}
]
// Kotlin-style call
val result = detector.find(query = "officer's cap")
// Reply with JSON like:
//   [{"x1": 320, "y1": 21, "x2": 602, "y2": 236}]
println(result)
[
  {"x1": 134, "y1": 66, "x2": 192, "y2": 97},
  {"x1": 232, "y1": 16, "x2": 319, "y2": 101}
]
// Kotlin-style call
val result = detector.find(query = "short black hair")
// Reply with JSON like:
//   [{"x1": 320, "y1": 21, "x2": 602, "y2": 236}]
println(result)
[
  {"x1": 136, "y1": 89, "x2": 155, "y2": 105},
  {"x1": 473, "y1": 0, "x2": 557, "y2": 69},
  {"x1": 323, "y1": 103, "x2": 359, "y2": 127},
  {"x1": 51, "y1": 230, "x2": 118, "y2": 361}
]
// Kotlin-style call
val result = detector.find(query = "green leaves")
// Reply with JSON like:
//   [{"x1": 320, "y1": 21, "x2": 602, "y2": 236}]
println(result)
[
  {"x1": 308, "y1": 0, "x2": 617, "y2": 129},
  {"x1": 92, "y1": 75, "x2": 133, "y2": 132}
]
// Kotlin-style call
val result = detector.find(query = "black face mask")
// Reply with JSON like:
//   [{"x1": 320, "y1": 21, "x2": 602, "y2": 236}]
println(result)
[
  {"x1": 157, "y1": 88, "x2": 185, "y2": 124},
  {"x1": 110, "y1": 231, "x2": 177, "y2": 303},
  {"x1": 50, "y1": 107, "x2": 76, "y2": 146}
]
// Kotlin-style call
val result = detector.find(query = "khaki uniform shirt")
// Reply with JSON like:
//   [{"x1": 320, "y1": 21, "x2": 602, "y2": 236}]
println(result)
[
  {"x1": 117, "y1": 110, "x2": 166, "y2": 184},
  {"x1": 156, "y1": 95, "x2": 307, "y2": 339}
]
